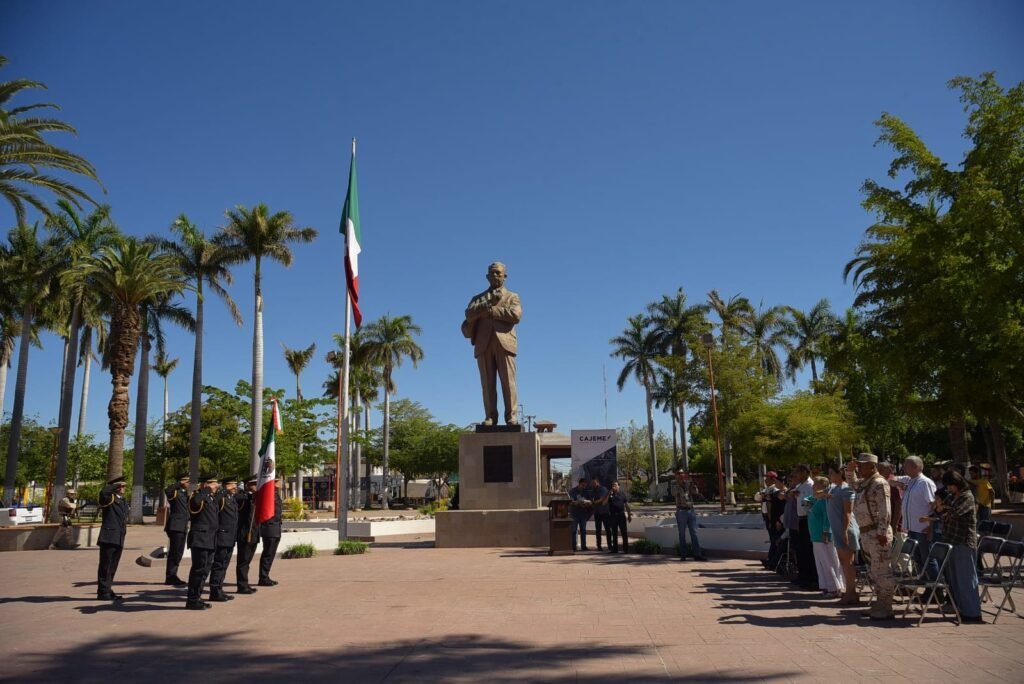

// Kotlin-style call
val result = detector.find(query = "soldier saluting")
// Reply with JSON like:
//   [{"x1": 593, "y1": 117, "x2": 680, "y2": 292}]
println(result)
[
  {"x1": 208, "y1": 476, "x2": 239, "y2": 602},
  {"x1": 185, "y1": 474, "x2": 220, "y2": 610},
  {"x1": 96, "y1": 475, "x2": 129, "y2": 601},
  {"x1": 235, "y1": 474, "x2": 260, "y2": 595},
  {"x1": 164, "y1": 472, "x2": 189, "y2": 586},
  {"x1": 847, "y1": 453, "x2": 895, "y2": 621}
]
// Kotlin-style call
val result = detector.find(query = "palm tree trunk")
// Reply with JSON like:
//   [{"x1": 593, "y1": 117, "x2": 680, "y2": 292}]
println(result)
[
  {"x1": 0, "y1": 344, "x2": 10, "y2": 426},
  {"x1": 130, "y1": 318, "x2": 151, "y2": 523},
  {"x1": 3, "y1": 303, "x2": 34, "y2": 504},
  {"x1": 189, "y1": 284, "x2": 204, "y2": 487},
  {"x1": 810, "y1": 357, "x2": 818, "y2": 385},
  {"x1": 51, "y1": 302, "x2": 82, "y2": 522},
  {"x1": 679, "y1": 404, "x2": 689, "y2": 471},
  {"x1": 352, "y1": 392, "x2": 362, "y2": 509},
  {"x1": 106, "y1": 303, "x2": 140, "y2": 480},
  {"x1": 162, "y1": 374, "x2": 169, "y2": 448},
  {"x1": 295, "y1": 375, "x2": 303, "y2": 504},
  {"x1": 364, "y1": 400, "x2": 371, "y2": 508},
  {"x1": 948, "y1": 416, "x2": 968, "y2": 464},
  {"x1": 643, "y1": 382, "x2": 657, "y2": 501},
  {"x1": 381, "y1": 388, "x2": 391, "y2": 510},
  {"x1": 724, "y1": 436, "x2": 736, "y2": 505},
  {"x1": 668, "y1": 402, "x2": 678, "y2": 470},
  {"x1": 74, "y1": 351, "x2": 92, "y2": 488},
  {"x1": 990, "y1": 419, "x2": 1010, "y2": 504},
  {"x1": 250, "y1": 260, "x2": 264, "y2": 475}
]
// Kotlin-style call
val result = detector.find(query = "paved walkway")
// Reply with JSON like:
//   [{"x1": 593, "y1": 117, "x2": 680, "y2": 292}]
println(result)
[{"x1": 1, "y1": 525, "x2": 1022, "y2": 682}]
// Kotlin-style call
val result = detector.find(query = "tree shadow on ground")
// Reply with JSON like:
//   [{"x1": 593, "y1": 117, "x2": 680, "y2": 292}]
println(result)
[
  {"x1": 496, "y1": 549, "x2": 736, "y2": 567},
  {"x1": 7, "y1": 632, "x2": 790, "y2": 683}
]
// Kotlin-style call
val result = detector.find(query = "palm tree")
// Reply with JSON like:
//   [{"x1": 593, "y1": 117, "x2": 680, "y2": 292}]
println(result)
[
  {"x1": 0, "y1": 314, "x2": 18, "y2": 423},
  {"x1": 76, "y1": 237, "x2": 186, "y2": 479},
  {"x1": 2, "y1": 223, "x2": 64, "y2": 503},
  {"x1": 129, "y1": 295, "x2": 194, "y2": 522},
  {"x1": 0, "y1": 56, "x2": 102, "y2": 223},
  {"x1": 609, "y1": 314, "x2": 661, "y2": 498},
  {"x1": 217, "y1": 204, "x2": 317, "y2": 473},
  {"x1": 783, "y1": 299, "x2": 838, "y2": 385},
  {"x1": 646, "y1": 289, "x2": 709, "y2": 470},
  {"x1": 283, "y1": 341, "x2": 316, "y2": 501},
  {"x1": 46, "y1": 200, "x2": 117, "y2": 519},
  {"x1": 739, "y1": 303, "x2": 789, "y2": 383},
  {"x1": 354, "y1": 315, "x2": 423, "y2": 510},
  {"x1": 707, "y1": 290, "x2": 753, "y2": 341},
  {"x1": 152, "y1": 353, "x2": 178, "y2": 448},
  {"x1": 155, "y1": 215, "x2": 241, "y2": 485},
  {"x1": 75, "y1": 318, "x2": 105, "y2": 442}
]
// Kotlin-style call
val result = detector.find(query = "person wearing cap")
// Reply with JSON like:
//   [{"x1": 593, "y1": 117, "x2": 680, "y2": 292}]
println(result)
[
  {"x1": 673, "y1": 469, "x2": 707, "y2": 562},
  {"x1": 235, "y1": 474, "x2": 260, "y2": 594},
  {"x1": 163, "y1": 472, "x2": 190, "y2": 586},
  {"x1": 185, "y1": 474, "x2": 220, "y2": 610},
  {"x1": 889, "y1": 455, "x2": 938, "y2": 579},
  {"x1": 49, "y1": 487, "x2": 80, "y2": 550},
  {"x1": 208, "y1": 476, "x2": 240, "y2": 602},
  {"x1": 96, "y1": 476, "x2": 129, "y2": 601},
  {"x1": 846, "y1": 453, "x2": 895, "y2": 620},
  {"x1": 258, "y1": 475, "x2": 284, "y2": 586}
]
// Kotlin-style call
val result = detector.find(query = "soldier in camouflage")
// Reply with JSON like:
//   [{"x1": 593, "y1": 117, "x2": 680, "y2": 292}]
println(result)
[{"x1": 846, "y1": 452, "x2": 895, "y2": 620}]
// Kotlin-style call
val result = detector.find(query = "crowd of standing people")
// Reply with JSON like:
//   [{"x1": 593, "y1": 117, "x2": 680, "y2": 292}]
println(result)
[
  {"x1": 758, "y1": 453, "x2": 993, "y2": 622},
  {"x1": 94, "y1": 471, "x2": 285, "y2": 609}
]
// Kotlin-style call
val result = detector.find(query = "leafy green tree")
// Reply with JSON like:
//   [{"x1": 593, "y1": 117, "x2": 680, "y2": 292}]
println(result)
[
  {"x1": 157, "y1": 215, "x2": 242, "y2": 485},
  {"x1": 0, "y1": 56, "x2": 102, "y2": 223},
  {"x1": 615, "y1": 420, "x2": 673, "y2": 488},
  {"x1": 354, "y1": 315, "x2": 424, "y2": 509},
  {"x1": 217, "y1": 204, "x2": 317, "y2": 474}
]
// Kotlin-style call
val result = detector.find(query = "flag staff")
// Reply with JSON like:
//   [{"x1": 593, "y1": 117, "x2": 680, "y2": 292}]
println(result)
[{"x1": 337, "y1": 137, "x2": 357, "y2": 541}]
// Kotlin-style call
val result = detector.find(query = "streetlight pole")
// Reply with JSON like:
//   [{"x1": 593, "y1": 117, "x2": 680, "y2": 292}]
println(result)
[{"x1": 701, "y1": 334, "x2": 726, "y2": 514}]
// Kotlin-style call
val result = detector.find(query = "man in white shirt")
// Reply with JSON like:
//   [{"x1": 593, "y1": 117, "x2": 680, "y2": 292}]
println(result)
[
  {"x1": 891, "y1": 455, "x2": 937, "y2": 577},
  {"x1": 788, "y1": 464, "x2": 818, "y2": 588}
]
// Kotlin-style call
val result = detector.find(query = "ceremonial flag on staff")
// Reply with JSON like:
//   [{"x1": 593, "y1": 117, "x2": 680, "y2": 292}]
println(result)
[
  {"x1": 255, "y1": 398, "x2": 283, "y2": 524},
  {"x1": 341, "y1": 148, "x2": 362, "y2": 327}
]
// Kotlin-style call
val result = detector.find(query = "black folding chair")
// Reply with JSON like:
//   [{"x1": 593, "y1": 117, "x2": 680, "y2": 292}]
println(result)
[
  {"x1": 979, "y1": 540, "x2": 1024, "y2": 624},
  {"x1": 991, "y1": 521, "x2": 1012, "y2": 537},
  {"x1": 978, "y1": 519, "x2": 995, "y2": 535},
  {"x1": 977, "y1": 536, "x2": 1005, "y2": 580},
  {"x1": 896, "y1": 542, "x2": 959, "y2": 626}
]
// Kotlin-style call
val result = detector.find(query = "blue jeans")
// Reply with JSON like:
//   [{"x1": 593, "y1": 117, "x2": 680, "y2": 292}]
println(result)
[
  {"x1": 908, "y1": 530, "x2": 939, "y2": 580},
  {"x1": 947, "y1": 544, "x2": 981, "y2": 618},
  {"x1": 675, "y1": 508, "x2": 702, "y2": 558},
  {"x1": 571, "y1": 515, "x2": 591, "y2": 550}
]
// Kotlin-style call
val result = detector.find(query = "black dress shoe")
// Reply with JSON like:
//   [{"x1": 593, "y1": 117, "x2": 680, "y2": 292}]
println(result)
[
  {"x1": 165, "y1": 577, "x2": 187, "y2": 587},
  {"x1": 257, "y1": 579, "x2": 278, "y2": 586},
  {"x1": 693, "y1": 556, "x2": 709, "y2": 562},
  {"x1": 97, "y1": 593, "x2": 124, "y2": 601},
  {"x1": 237, "y1": 586, "x2": 257, "y2": 595},
  {"x1": 185, "y1": 601, "x2": 211, "y2": 610},
  {"x1": 209, "y1": 594, "x2": 234, "y2": 602}
]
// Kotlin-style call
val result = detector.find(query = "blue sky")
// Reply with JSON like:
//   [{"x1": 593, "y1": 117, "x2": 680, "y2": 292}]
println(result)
[{"x1": 2, "y1": 1, "x2": 1023, "y2": 444}]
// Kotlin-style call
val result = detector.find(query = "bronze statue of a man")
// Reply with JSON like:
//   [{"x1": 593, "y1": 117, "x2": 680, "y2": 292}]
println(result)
[{"x1": 461, "y1": 262, "x2": 521, "y2": 426}]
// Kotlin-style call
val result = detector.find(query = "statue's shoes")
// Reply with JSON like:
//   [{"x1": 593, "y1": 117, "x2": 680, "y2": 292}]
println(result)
[{"x1": 481, "y1": 419, "x2": 494, "y2": 426}]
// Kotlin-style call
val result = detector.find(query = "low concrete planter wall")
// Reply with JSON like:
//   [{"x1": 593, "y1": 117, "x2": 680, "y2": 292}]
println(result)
[
  {"x1": 348, "y1": 518, "x2": 435, "y2": 538},
  {"x1": 0, "y1": 524, "x2": 101, "y2": 552},
  {"x1": 643, "y1": 513, "x2": 769, "y2": 559}
]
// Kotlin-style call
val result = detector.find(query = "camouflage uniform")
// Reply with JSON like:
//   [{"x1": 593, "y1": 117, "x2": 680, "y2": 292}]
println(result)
[{"x1": 854, "y1": 471, "x2": 894, "y2": 617}]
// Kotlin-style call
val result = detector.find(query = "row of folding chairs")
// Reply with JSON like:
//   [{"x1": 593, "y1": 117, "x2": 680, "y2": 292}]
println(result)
[
  {"x1": 978, "y1": 520, "x2": 1012, "y2": 537},
  {"x1": 977, "y1": 536, "x2": 1024, "y2": 624}
]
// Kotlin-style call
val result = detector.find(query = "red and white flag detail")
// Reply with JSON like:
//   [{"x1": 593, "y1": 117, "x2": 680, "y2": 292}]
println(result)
[{"x1": 255, "y1": 398, "x2": 282, "y2": 524}]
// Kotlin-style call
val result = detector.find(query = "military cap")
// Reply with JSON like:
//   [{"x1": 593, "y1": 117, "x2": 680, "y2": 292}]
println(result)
[
  {"x1": 221, "y1": 475, "x2": 238, "y2": 485},
  {"x1": 176, "y1": 472, "x2": 190, "y2": 481},
  {"x1": 107, "y1": 475, "x2": 126, "y2": 485},
  {"x1": 856, "y1": 453, "x2": 879, "y2": 464},
  {"x1": 201, "y1": 473, "x2": 219, "y2": 483},
  {"x1": 245, "y1": 473, "x2": 259, "y2": 484}
]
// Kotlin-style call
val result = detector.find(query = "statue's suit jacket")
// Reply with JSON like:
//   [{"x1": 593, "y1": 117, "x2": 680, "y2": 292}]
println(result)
[{"x1": 461, "y1": 287, "x2": 521, "y2": 358}]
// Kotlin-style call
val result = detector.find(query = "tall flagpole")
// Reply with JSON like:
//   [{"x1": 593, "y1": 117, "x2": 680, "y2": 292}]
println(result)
[{"x1": 337, "y1": 138, "x2": 356, "y2": 542}]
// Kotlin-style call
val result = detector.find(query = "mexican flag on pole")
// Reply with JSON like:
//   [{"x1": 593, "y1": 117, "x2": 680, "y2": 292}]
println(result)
[
  {"x1": 341, "y1": 148, "x2": 362, "y2": 327},
  {"x1": 255, "y1": 398, "x2": 283, "y2": 524}
]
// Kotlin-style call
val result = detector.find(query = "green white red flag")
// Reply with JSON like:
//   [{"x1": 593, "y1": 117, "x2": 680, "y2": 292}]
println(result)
[
  {"x1": 255, "y1": 398, "x2": 282, "y2": 524},
  {"x1": 341, "y1": 149, "x2": 362, "y2": 327}
]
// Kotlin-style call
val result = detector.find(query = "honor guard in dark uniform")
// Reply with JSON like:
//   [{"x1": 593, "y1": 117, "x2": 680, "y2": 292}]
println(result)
[
  {"x1": 164, "y1": 472, "x2": 190, "y2": 586},
  {"x1": 186, "y1": 474, "x2": 220, "y2": 610},
  {"x1": 235, "y1": 474, "x2": 260, "y2": 594},
  {"x1": 258, "y1": 475, "x2": 284, "y2": 587},
  {"x1": 96, "y1": 475, "x2": 129, "y2": 600},
  {"x1": 208, "y1": 476, "x2": 239, "y2": 602}
]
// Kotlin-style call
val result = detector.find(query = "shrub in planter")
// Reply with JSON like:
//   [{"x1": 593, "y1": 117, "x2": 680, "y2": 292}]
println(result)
[
  {"x1": 283, "y1": 497, "x2": 306, "y2": 521},
  {"x1": 632, "y1": 538, "x2": 662, "y2": 555},
  {"x1": 335, "y1": 540, "x2": 369, "y2": 555},
  {"x1": 282, "y1": 543, "x2": 317, "y2": 559}
]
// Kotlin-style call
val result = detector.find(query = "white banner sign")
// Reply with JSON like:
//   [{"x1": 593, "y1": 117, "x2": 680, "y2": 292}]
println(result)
[{"x1": 570, "y1": 429, "x2": 617, "y2": 487}]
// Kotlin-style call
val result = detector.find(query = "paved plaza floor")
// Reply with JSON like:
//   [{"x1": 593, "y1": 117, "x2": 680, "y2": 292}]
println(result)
[{"x1": 1, "y1": 525, "x2": 1022, "y2": 683}]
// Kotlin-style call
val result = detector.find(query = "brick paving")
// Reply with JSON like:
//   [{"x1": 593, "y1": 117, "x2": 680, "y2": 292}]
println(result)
[{"x1": 0, "y1": 524, "x2": 1022, "y2": 683}]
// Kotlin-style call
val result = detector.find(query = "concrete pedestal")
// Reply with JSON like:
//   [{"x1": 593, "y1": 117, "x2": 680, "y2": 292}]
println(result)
[{"x1": 436, "y1": 432, "x2": 546, "y2": 547}]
